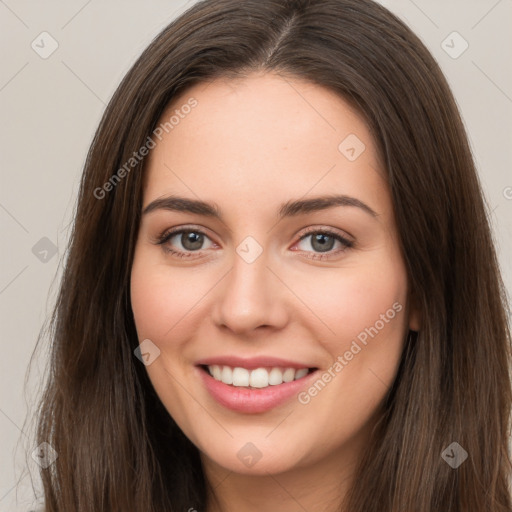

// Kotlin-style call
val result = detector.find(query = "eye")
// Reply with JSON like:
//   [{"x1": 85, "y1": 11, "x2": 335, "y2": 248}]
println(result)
[
  {"x1": 293, "y1": 228, "x2": 353, "y2": 260},
  {"x1": 156, "y1": 227, "x2": 215, "y2": 258},
  {"x1": 154, "y1": 226, "x2": 353, "y2": 261}
]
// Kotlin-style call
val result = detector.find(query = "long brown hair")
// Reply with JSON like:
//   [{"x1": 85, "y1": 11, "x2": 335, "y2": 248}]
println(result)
[{"x1": 30, "y1": 0, "x2": 512, "y2": 510}]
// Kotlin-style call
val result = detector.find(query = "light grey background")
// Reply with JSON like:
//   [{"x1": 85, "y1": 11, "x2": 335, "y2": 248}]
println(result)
[{"x1": 1, "y1": 0, "x2": 511, "y2": 510}]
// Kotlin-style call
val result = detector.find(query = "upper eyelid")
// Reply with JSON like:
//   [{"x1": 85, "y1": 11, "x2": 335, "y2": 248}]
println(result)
[
  {"x1": 159, "y1": 224, "x2": 215, "y2": 239},
  {"x1": 298, "y1": 226, "x2": 353, "y2": 241}
]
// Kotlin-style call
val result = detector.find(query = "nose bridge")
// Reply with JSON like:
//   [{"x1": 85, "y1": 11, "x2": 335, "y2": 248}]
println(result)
[{"x1": 212, "y1": 239, "x2": 287, "y2": 333}]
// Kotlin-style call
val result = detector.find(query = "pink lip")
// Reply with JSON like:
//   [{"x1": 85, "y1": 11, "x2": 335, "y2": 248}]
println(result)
[
  {"x1": 197, "y1": 366, "x2": 318, "y2": 414},
  {"x1": 195, "y1": 355, "x2": 314, "y2": 370}
]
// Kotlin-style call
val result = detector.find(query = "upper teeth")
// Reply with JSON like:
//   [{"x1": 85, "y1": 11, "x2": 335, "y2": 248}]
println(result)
[{"x1": 208, "y1": 365, "x2": 309, "y2": 388}]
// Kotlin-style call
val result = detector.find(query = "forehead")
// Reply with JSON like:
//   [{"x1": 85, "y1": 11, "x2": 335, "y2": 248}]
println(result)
[{"x1": 143, "y1": 72, "x2": 388, "y2": 217}]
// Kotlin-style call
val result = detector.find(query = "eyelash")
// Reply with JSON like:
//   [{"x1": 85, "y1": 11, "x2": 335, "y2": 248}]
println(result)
[{"x1": 154, "y1": 225, "x2": 354, "y2": 261}]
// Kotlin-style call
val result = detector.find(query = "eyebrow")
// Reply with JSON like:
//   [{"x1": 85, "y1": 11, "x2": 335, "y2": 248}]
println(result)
[{"x1": 142, "y1": 194, "x2": 379, "y2": 219}]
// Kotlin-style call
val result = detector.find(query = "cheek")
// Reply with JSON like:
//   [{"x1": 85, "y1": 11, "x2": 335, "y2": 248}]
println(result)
[
  {"x1": 130, "y1": 252, "x2": 203, "y2": 428},
  {"x1": 290, "y1": 256, "x2": 408, "y2": 445},
  {"x1": 291, "y1": 254, "x2": 408, "y2": 342},
  {"x1": 130, "y1": 252, "x2": 206, "y2": 342},
  {"x1": 291, "y1": 249, "x2": 409, "y2": 405}
]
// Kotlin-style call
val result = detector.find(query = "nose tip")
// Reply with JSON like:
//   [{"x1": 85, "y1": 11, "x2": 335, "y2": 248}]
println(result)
[{"x1": 211, "y1": 252, "x2": 288, "y2": 335}]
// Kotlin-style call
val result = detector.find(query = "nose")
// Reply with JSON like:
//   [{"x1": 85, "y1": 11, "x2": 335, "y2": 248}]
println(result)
[{"x1": 211, "y1": 246, "x2": 289, "y2": 336}]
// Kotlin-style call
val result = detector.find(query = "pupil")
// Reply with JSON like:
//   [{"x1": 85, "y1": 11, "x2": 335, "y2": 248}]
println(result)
[
  {"x1": 182, "y1": 232, "x2": 203, "y2": 250},
  {"x1": 312, "y1": 233, "x2": 334, "y2": 252}
]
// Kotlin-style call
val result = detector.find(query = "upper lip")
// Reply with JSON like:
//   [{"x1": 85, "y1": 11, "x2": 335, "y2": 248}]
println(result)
[{"x1": 195, "y1": 355, "x2": 317, "y2": 370}]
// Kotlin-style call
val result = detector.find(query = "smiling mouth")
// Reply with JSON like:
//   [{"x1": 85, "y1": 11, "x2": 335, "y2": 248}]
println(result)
[{"x1": 199, "y1": 364, "x2": 317, "y2": 389}]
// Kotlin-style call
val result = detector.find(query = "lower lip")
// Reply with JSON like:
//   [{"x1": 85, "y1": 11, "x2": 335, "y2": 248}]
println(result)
[{"x1": 198, "y1": 367, "x2": 317, "y2": 414}]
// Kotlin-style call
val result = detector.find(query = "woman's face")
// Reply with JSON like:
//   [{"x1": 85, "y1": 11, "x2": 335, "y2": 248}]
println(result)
[{"x1": 130, "y1": 72, "x2": 420, "y2": 477}]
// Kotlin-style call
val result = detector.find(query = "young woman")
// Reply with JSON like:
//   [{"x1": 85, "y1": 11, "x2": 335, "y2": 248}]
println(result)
[{"x1": 32, "y1": 0, "x2": 512, "y2": 510}]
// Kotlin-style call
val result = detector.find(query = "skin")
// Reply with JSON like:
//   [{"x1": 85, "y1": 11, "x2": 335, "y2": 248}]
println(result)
[{"x1": 130, "y1": 71, "x2": 421, "y2": 512}]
